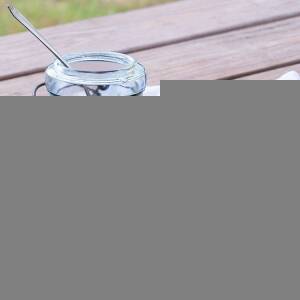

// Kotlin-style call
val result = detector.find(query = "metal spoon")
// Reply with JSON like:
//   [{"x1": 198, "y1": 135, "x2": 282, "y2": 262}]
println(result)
[
  {"x1": 7, "y1": 5, "x2": 99, "y2": 95},
  {"x1": 8, "y1": 5, "x2": 71, "y2": 68}
]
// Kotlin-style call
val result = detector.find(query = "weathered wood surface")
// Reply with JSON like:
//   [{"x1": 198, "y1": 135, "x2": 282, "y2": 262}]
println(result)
[
  {"x1": 1, "y1": 0, "x2": 300, "y2": 95},
  {"x1": 132, "y1": 17, "x2": 300, "y2": 81},
  {"x1": 1, "y1": 0, "x2": 300, "y2": 81},
  {"x1": 2, "y1": 15, "x2": 300, "y2": 95}
]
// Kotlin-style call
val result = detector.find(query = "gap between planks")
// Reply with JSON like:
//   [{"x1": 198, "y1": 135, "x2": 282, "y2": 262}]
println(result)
[
  {"x1": 225, "y1": 59, "x2": 300, "y2": 80},
  {"x1": 237, "y1": 63, "x2": 300, "y2": 80}
]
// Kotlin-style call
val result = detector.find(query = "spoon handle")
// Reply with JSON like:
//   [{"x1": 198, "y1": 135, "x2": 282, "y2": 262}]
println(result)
[{"x1": 8, "y1": 5, "x2": 71, "y2": 68}]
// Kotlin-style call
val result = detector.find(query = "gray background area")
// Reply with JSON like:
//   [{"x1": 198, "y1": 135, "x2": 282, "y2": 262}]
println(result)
[{"x1": 0, "y1": 82, "x2": 300, "y2": 300}]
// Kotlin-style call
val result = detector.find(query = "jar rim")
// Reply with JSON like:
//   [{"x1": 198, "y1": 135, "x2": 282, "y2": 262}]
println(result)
[{"x1": 46, "y1": 52, "x2": 146, "y2": 86}]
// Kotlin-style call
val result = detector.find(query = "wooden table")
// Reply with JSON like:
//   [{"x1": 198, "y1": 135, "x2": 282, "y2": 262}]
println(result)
[{"x1": 1, "y1": 0, "x2": 300, "y2": 95}]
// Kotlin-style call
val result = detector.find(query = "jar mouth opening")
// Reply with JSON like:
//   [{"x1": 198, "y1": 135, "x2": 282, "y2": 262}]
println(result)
[{"x1": 47, "y1": 52, "x2": 145, "y2": 85}]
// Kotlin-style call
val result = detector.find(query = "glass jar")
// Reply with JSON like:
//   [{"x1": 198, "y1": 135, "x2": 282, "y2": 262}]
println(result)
[{"x1": 34, "y1": 52, "x2": 147, "y2": 96}]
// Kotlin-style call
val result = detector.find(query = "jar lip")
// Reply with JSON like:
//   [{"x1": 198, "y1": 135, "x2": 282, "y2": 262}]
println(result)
[{"x1": 46, "y1": 52, "x2": 146, "y2": 85}]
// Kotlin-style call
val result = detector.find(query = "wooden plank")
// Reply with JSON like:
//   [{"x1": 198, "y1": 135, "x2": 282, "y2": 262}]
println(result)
[
  {"x1": 1, "y1": 0, "x2": 300, "y2": 80},
  {"x1": 3, "y1": 16, "x2": 300, "y2": 95},
  {"x1": 130, "y1": 16, "x2": 300, "y2": 80},
  {"x1": 238, "y1": 64, "x2": 300, "y2": 80},
  {"x1": 0, "y1": 73, "x2": 45, "y2": 96}
]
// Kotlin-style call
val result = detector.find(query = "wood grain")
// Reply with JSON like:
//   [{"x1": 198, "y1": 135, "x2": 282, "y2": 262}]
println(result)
[
  {"x1": 3, "y1": 16, "x2": 300, "y2": 95},
  {"x1": 1, "y1": 0, "x2": 300, "y2": 80},
  {"x1": 131, "y1": 17, "x2": 300, "y2": 81}
]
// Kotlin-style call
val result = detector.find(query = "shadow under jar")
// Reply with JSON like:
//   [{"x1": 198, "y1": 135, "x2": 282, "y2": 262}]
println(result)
[{"x1": 34, "y1": 52, "x2": 147, "y2": 96}]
